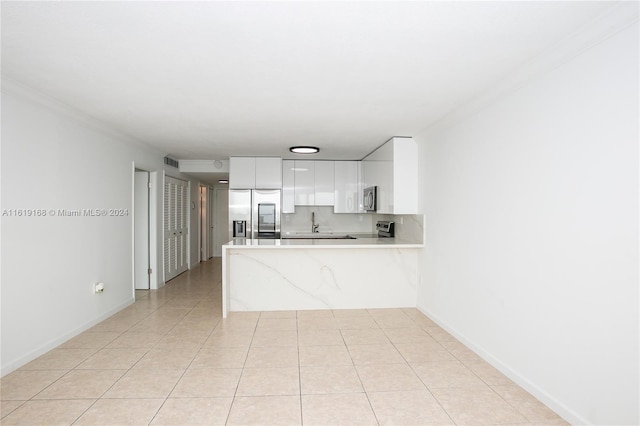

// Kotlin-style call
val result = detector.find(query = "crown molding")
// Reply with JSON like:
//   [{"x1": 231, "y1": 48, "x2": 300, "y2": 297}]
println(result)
[
  {"x1": 1, "y1": 76, "x2": 167, "y2": 157},
  {"x1": 424, "y1": 1, "x2": 639, "y2": 133}
]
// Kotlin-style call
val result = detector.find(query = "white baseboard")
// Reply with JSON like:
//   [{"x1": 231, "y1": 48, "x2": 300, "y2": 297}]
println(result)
[
  {"x1": 1, "y1": 298, "x2": 135, "y2": 377},
  {"x1": 416, "y1": 305, "x2": 587, "y2": 426}
]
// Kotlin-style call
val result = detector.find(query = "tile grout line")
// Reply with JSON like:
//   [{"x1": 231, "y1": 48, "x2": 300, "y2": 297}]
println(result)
[
  {"x1": 73, "y1": 281, "x2": 205, "y2": 424},
  {"x1": 3, "y1": 263, "x2": 219, "y2": 425},
  {"x1": 69, "y1": 289, "x2": 176, "y2": 425},
  {"x1": 360, "y1": 310, "x2": 389, "y2": 425},
  {"x1": 2, "y1": 261, "x2": 556, "y2": 425},
  {"x1": 223, "y1": 311, "x2": 259, "y2": 425},
  {"x1": 144, "y1": 301, "x2": 219, "y2": 425},
  {"x1": 68, "y1": 322, "x2": 155, "y2": 423},
  {"x1": 382, "y1": 310, "x2": 458, "y2": 426},
  {"x1": 420, "y1": 320, "x2": 534, "y2": 424},
  {"x1": 296, "y1": 311, "x2": 304, "y2": 426},
  {"x1": 347, "y1": 309, "x2": 381, "y2": 426}
]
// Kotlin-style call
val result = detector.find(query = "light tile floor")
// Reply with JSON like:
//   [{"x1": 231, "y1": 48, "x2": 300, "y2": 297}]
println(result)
[{"x1": 1, "y1": 258, "x2": 568, "y2": 425}]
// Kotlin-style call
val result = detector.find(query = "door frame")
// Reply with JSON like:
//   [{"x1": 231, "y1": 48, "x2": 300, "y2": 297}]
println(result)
[
  {"x1": 133, "y1": 169, "x2": 150, "y2": 290},
  {"x1": 131, "y1": 163, "x2": 160, "y2": 295}
]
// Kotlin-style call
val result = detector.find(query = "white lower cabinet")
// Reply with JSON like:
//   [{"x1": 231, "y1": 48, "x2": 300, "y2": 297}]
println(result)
[{"x1": 334, "y1": 161, "x2": 362, "y2": 213}]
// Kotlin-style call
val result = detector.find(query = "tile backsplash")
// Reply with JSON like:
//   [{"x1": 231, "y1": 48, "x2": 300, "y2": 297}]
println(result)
[
  {"x1": 374, "y1": 213, "x2": 424, "y2": 244},
  {"x1": 281, "y1": 205, "x2": 424, "y2": 243},
  {"x1": 282, "y1": 206, "x2": 373, "y2": 234}
]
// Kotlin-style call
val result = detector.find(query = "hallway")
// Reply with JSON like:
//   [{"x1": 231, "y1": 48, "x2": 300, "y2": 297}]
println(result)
[{"x1": 1, "y1": 258, "x2": 566, "y2": 425}]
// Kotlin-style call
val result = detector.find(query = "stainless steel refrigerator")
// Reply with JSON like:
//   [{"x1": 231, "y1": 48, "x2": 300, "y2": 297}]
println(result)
[{"x1": 229, "y1": 189, "x2": 281, "y2": 240}]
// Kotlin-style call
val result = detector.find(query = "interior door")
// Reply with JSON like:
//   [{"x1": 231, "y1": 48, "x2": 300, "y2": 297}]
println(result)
[
  {"x1": 134, "y1": 171, "x2": 150, "y2": 290},
  {"x1": 208, "y1": 187, "x2": 215, "y2": 258}
]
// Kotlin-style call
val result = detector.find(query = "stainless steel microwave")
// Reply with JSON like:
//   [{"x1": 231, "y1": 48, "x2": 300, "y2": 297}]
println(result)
[{"x1": 363, "y1": 186, "x2": 377, "y2": 212}]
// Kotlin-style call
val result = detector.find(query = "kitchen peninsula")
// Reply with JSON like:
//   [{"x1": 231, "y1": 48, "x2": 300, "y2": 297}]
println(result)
[
  {"x1": 222, "y1": 137, "x2": 422, "y2": 317},
  {"x1": 222, "y1": 221, "x2": 423, "y2": 317}
]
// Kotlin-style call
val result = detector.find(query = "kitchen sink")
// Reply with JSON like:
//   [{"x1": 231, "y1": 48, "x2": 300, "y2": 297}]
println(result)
[{"x1": 283, "y1": 233, "x2": 357, "y2": 240}]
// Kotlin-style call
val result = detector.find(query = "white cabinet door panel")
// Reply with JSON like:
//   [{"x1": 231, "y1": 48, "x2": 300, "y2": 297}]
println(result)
[
  {"x1": 229, "y1": 157, "x2": 256, "y2": 189},
  {"x1": 294, "y1": 160, "x2": 315, "y2": 206},
  {"x1": 334, "y1": 161, "x2": 361, "y2": 213},
  {"x1": 255, "y1": 157, "x2": 282, "y2": 189},
  {"x1": 282, "y1": 160, "x2": 295, "y2": 213},
  {"x1": 393, "y1": 138, "x2": 418, "y2": 214},
  {"x1": 314, "y1": 161, "x2": 334, "y2": 206},
  {"x1": 361, "y1": 137, "x2": 417, "y2": 214}
]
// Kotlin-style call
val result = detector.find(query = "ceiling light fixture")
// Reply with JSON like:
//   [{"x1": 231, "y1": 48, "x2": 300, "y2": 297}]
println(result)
[
  {"x1": 289, "y1": 146, "x2": 319, "y2": 154},
  {"x1": 218, "y1": 179, "x2": 228, "y2": 184}
]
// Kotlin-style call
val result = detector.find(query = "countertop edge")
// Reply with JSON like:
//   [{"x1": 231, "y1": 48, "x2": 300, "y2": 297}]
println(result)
[{"x1": 223, "y1": 238, "x2": 424, "y2": 249}]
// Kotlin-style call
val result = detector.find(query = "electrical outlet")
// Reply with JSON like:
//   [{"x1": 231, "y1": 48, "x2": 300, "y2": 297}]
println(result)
[{"x1": 94, "y1": 282, "x2": 104, "y2": 294}]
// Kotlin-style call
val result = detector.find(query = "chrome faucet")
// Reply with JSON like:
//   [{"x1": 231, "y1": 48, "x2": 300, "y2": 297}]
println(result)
[{"x1": 311, "y1": 212, "x2": 319, "y2": 233}]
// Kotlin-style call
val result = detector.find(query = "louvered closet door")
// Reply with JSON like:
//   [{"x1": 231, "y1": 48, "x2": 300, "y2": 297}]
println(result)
[
  {"x1": 164, "y1": 176, "x2": 189, "y2": 282},
  {"x1": 176, "y1": 182, "x2": 188, "y2": 274}
]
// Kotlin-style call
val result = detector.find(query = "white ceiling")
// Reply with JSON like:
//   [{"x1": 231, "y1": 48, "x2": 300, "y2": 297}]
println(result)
[{"x1": 1, "y1": 1, "x2": 617, "y2": 162}]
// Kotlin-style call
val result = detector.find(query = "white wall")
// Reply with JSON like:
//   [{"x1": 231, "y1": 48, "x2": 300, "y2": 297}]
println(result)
[
  {"x1": 416, "y1": 21, "x2": 638, "y2": 425},
  {"x1": 0, "y1": 81, "x2": 200, "y2": 375}
]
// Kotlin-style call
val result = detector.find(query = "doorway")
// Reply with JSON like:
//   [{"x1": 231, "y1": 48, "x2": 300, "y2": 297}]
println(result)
[
  {"x1": 199, "y1": 185, "x2": 210, "y2": 261},
  {"x1": 208, "y1": 187, "x2": 215, "y2": 257},
  {"x1": 134, "y1": 170, "x2": 150, "y2": 290}
]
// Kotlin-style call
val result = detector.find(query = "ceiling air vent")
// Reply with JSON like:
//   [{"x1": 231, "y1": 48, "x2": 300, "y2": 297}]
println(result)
[{"x1": 164, "y1": 157, "x2": 179, "y2": 168}]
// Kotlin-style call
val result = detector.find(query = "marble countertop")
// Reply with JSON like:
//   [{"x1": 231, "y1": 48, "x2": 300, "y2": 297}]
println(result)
[{"x1": 224, "y1": 234, "x2": 424, "y2": 249}]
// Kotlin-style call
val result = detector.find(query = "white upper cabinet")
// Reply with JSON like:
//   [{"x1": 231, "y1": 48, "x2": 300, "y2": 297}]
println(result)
[
  {"x1": 362, "y1": 142, "x2": 392, "y2": 212},
  {"x1": 314, "y1": 161, "x2": 335, "y2": 206},
  {"x1": 362, "y1": 137, "x2": 418, "y2": 214},
  {"x1": 229, "y1": 157, "x2": 255, "y2": 189},
  {"x1": 255, "y1": 157, "x2": 282, "y2": 189},
  {"x1": 294, "y1": 160, "x2": 315, "y2": 206},
  {"x1": 230, "y1": 157, "x2": 281, "y2": 189},
  {"x1": 292, "y1": 160, "x2": 335, "y2": 206},
  {"x1": 282, "y1": 160, "x2": 295, "y2": 213},
  {"x1": 392, "y1": 139, "x2": 418, "y2": 213},
  {"x1": 334, "y1": 161, "x2": 362, "y2": 213}
]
